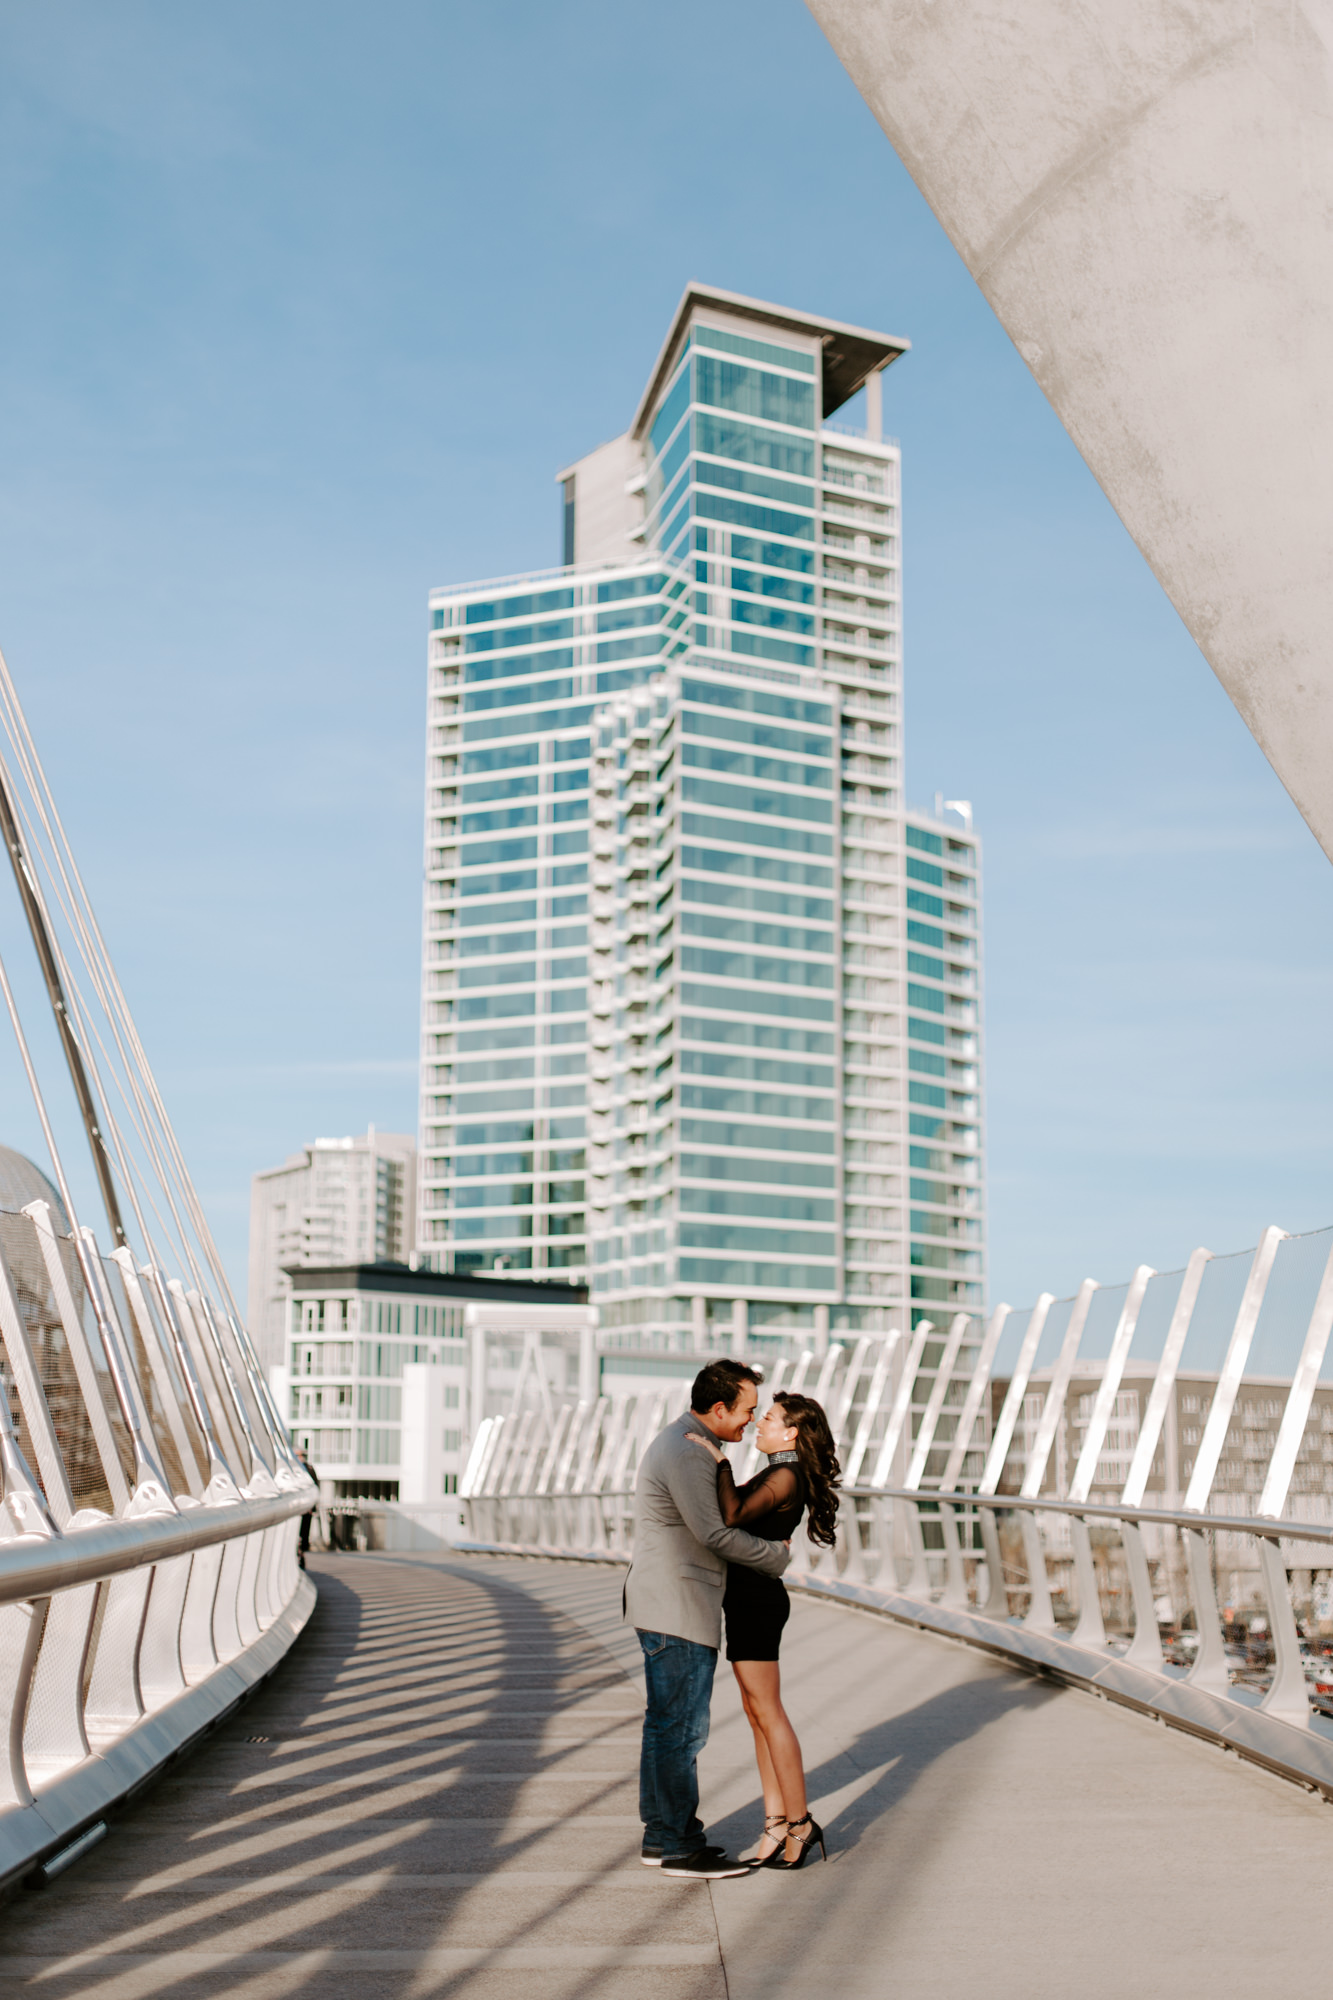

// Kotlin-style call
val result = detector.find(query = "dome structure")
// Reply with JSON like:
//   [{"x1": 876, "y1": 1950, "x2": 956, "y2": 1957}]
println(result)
[{"x1": 0, "y1": 1145, "x2": 69, "y2": 1228}]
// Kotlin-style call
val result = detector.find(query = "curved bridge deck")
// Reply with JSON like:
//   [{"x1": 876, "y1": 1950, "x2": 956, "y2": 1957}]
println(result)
[{"x1": 1, "y1": 1553, "x2": 1330, "y2": 1998}]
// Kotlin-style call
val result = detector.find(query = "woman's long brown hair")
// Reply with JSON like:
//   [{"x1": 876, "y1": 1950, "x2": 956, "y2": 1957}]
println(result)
[{"x1": 773, "y1": 1390, "x2": 841, "y2": 1548}]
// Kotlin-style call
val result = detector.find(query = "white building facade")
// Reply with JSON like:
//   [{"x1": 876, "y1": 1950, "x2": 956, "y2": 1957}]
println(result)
[
  {"x1": 271, "y1": 1262, "x2": 592, "y2": 1501},
  {"x1": 247, "y1": 1129, "x2": 416, "y2": 1367},
  {"x1": 419, "y1": 285, "x2": 984, "y2": 1355}
]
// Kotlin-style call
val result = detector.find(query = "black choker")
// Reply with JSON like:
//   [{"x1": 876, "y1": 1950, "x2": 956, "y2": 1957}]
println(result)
[{"x1": 768, "y1": 1449, "x2": 799, "y2": 1464}]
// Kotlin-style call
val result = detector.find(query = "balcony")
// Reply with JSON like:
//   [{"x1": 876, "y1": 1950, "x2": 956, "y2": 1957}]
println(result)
[
  {"x1": 845, "y1": 1107, "x2": 899, "y2": 1134},
  {"x1": 844, "y1": 974, "x2": 897, "y2": 1002},
  {"x1": 845, "y1": 1043, "x2": 898, "y2": 1069},
  {"x1": 845, "y1": 1073, "x2": 898, "y2": 1102},
  {"x1": 843, "y1": 882, "x2": 896, "y2": 912},
  {"x1": 822, "y1": 495, "x2": 893, "y2": 531},
  {"x1": 822, "y1": 463, "x2": 888, "y2": 495}
]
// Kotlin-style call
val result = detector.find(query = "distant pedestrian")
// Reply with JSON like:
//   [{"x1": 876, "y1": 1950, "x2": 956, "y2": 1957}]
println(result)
[
  {"x1": 623, "y1": 1359, "x2": 790, "y2": 1880},
  {"x1": 295, "y1": 1447, "x2": 317, "y2": 1566}
]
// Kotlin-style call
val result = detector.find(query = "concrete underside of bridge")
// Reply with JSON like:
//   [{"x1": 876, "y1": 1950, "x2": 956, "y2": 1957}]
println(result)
[
  {"x1": 808, "y1": 0, "x2": 1333, "y2": 863},
  {"x1": 0, "y1": 1554, "x2": 1330, "y2": 1997}
]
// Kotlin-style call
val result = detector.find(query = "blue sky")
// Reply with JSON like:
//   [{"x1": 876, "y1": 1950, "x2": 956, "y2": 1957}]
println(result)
[{"x1": 0, "y1": 0, "x2": 1327, "y2": 1310}]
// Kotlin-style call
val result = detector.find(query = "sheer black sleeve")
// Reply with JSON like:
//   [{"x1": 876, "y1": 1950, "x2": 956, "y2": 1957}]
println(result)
[{"x1": 716, "y1": 1461, "x2": 799, "y2": 1526}]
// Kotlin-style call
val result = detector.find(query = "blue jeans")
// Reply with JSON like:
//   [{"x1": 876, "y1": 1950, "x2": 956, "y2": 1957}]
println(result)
[{"x1": 637, "y1": 1630, "x2": 717, "y2": 1859}]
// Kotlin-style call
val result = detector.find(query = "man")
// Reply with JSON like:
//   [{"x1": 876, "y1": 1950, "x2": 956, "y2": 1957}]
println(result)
[{"x1": 624, "y1": 1358, "x2": 790, "y2": 1880}]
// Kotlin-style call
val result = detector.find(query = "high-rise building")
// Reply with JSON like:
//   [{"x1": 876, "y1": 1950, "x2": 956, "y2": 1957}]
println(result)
[
  {"x1": 419, "y1": 284, "x2": 984, "y2": 1349},
  {"x1": 248, "y1": 1129, "x2": 416, "y2": 1366}
]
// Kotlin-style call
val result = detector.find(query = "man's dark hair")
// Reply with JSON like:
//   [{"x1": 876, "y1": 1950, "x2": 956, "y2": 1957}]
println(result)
[{"x1": 690, "y1": 1358, "x2": 761, "y2": 1414}]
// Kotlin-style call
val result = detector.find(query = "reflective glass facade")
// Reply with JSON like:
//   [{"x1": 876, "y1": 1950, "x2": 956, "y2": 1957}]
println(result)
[{"x1": 420, "y1": 294, "x2": 985, "y2": 1344}]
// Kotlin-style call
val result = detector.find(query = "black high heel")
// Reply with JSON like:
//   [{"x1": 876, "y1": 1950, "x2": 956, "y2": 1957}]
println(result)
[
  {"x1": 779, "y1": 1811, "x2": 826, "y2": 1869},
  {"x1": 755, "y1": 1812, "x2": 788, "y2": 1869}
]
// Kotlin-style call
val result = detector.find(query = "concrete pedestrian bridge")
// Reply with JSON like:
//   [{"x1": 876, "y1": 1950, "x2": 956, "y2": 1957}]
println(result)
[{"x1": 3, "y1": 1550, "x2": 1331, "y2": 2000}]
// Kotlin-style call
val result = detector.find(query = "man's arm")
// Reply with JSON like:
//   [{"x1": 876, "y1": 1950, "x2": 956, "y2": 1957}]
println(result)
[{"x1": 665, "y1": 1441, "x2": 790, "y2": 1577}]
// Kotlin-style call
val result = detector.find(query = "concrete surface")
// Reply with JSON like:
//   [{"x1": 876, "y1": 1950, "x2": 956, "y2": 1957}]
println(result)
[
  {"x1": 807, "y1": 0, "x2": 1333, "y2": 864},
  {"x1": 2, "y1": 1551, "x2": 1332, "y2": 1996}
]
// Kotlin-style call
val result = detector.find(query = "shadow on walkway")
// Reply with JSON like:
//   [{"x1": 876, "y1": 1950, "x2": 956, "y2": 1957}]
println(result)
[
  {"x1": 706, "y1": 1633, "x2": 1055, "y2": 1861},
  {"x1": 0, "y1": 1554, "x2": 723, "y2": 2000}
]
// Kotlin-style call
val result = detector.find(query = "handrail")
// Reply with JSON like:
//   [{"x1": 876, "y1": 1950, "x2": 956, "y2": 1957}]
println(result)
[
  {"x1": 462, "y1": 1482, "x2": 1333, "y2": 1545},
  {"x1": 871, "y1": 1487, "x2": 1333, "y2": 1542},
  {"x1": 0, "y1": 1489, "x2": 312, "y2": 1609}
]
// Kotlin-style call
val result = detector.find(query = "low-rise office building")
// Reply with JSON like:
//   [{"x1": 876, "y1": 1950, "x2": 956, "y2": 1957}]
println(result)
[{"x1": 272, "y1": 1262, "x2": 591, "y2": 1500}]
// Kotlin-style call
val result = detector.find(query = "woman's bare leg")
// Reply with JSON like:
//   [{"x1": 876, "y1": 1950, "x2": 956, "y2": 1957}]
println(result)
[
  {"x1": 732, "y1": 1659, "x2": 808, "y2": 1857},
  {"x1": 733, "y1": 1664, "x2": 787, "y2": 1857}
]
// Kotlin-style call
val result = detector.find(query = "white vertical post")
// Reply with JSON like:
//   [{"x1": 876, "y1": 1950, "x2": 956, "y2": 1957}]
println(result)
[
  {"x1": 1067, "y1": 1266, "x2": 1154, "y2": 1648},
  {"x1": 906, "y1": 1315, "x2": 971, "y2": 1489},
  {"x1": 27, "y1": 1201, "x2": 128, "y2": 1513},
  {"x1": 400, "y1": 1363, "x2": 443, "y2": 1505},
  {"x1": 0, "y1": 1245, "x2": 74, "y2": 1524},
  {"x1": 579, "y1": 1317, "x2": 598, "y2": 1403},
  {"x1": 1259, "y1": 1238, "x2": 1333, "y2": 1519},
  {"x1": 1185, "y1": 1228, "x2": 1285, "y2": 1512},
  {"x1": 469, "y1": 1318, "x2": 488, "y2": 1450},
  {"x1": 112, "y1": 1248, "x2": 204, "y2": 1498},
  {"x1": 1017, "y1": 1280, "x2": 1098, "y2": 1635},
  {"x1": 903, "y1": 1313, "x2": 970, "y2": 1596},
  {"x1": 1117, "y1": 1248, "x2": 1211, "y2": 1667},
  {"x1": 979, "y1": 1297, "x2": 1054, "y2": 1497},
  {"x1": 975, "y1": 1296, "x2": 1053, "y2": 1618},
  {"x1": 813, "y1": 1339, "x2": 844, "y2": 1402},
  {"x1": 1019, "y1": 1281, "x2": 1099, "y2": 1503},
  {"x1": 1184, "y1": 1226, "x2": 1285, "y2": 1696},
  {"x1": 844, "y1": 1333, "x2": 898, "y2": 1485},
  {"x1": 937, "y1": 1305, "x2": 1010, "y2": 1608},
  {"x1": 869, "y1": 1320, "x2": 932, "y2": 1489},
  {"x1": 831, "y1": 1338, "x2": 871, "y2": 1442},
  {"x1": 1255, "y1": 1236, "x2": 1333, "y2": 1723}
]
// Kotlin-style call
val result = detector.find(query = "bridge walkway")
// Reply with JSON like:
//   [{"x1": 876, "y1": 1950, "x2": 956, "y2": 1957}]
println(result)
[{"x1": 1, "y1": 1552, "x2": 1330, "y2": 1998}]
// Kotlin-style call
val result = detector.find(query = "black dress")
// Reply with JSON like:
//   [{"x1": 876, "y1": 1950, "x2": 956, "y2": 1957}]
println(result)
[{"x1": 718, "y1": 1452, "x2": 806, "y2": 1663}]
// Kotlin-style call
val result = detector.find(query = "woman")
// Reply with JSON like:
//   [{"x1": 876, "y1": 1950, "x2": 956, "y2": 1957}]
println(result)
[{"x1": 688, "y1": 1389, "x2": 840, "y2": 1869}]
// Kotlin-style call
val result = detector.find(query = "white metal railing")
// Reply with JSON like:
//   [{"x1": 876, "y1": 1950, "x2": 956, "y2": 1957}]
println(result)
[
  {"x1": 0, "y1": 1201, "x2": 314, "y2": 1890},
  {"x1": 458, "y1": 1222, "x2": 1333, "y2": 1800},
  {"x1": 820, "y1": 423, "x2": 902, "y2": 449}
]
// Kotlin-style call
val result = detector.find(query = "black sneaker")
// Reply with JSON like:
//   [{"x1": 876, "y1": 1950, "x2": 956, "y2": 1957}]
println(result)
[
  {"x1": 643, "y1": 1841, "x2": 723, "y2": 1868},
  {"x1": 643, "y1": 1840, "x2": 729, "y2": 1868},
  {"x1": 660, "y1": 1849, "x2": 753, "y2": 1879}
]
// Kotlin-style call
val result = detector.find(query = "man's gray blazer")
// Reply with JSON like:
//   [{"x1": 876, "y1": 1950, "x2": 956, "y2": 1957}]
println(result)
[{"x1": 623, "y1": 1410, "x2": 791, "y2": 1649}]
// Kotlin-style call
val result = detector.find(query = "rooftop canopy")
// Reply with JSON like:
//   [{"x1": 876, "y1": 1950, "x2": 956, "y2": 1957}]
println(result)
[
  {"x1": 630, "y1": 279, "x2": 910, "y2": 439},
  {"x1": 282, "y1": 1261, "x2": 589, "y2": 1302}
]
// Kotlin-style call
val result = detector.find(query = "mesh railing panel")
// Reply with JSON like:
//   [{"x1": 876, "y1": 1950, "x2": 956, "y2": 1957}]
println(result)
[{"x1": 0, "y1": 1211, "x2": 117, "y2": 1512}]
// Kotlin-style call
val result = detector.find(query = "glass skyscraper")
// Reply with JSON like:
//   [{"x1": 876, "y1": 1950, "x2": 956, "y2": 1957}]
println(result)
[{"x1": 419, "y1": 284, "x2": 984, "y2": 1351}]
